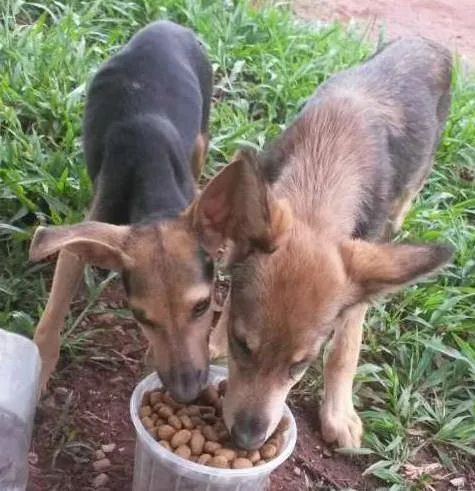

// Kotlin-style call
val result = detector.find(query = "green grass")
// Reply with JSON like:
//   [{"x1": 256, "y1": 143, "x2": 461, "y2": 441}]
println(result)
[{"x1": 0, "y1": 0, "x2": 474, "y2": 487}]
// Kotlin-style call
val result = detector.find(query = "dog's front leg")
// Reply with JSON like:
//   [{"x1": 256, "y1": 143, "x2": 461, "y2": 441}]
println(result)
[
  {"x1": 209, "y1": 292, "x2": 230, "y2": 360},
  {"x1": 319, "y1": 303, "x2": 367, "y2": 448},
  {"x1": 34, "y1": 250, "x2": 84, "y2": 392}
]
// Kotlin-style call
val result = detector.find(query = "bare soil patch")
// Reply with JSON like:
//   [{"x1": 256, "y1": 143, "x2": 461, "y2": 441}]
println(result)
[{"x1": 293, "y1": 0, "x2": 475, "y2": 62}]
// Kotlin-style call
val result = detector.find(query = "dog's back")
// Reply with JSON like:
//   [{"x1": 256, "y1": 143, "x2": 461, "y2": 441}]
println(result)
[
  {"x1": 317, "y1": 37, "x2": 452, "y2": 185},
  {"x1": 84, "y1": 20, "x2": 213, "y2": 223},
  {"x1": 263, "y1": 38, "x2": 452, "y2": 239}
]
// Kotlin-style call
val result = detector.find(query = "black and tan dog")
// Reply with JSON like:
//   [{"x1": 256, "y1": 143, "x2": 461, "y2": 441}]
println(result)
[
  {"x1": 191, "y1": 38, "x2": 453, "y2": 448},
  {"x1": 29, "y1": 21, "x2": 215, "y2": 402}
]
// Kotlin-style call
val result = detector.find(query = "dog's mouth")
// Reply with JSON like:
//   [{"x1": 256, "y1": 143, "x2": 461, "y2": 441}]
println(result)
[
  {"x1": 158, "y1": 365, "x2": 208, "y2": 403},
  {"x1": 231, "y1": 424, "x2": 267, "y2": 450}
]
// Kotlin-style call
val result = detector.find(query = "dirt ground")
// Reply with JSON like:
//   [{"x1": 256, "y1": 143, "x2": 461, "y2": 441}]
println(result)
[
  {"x1": 293, "y1": 0, "x2": 475, "y2": 63},
  {"x1": 28, "y1": 281, "x2": 379, "y2": 491},
  {"x1": 27, "y1": 279, "x2": 474, "y2": 490},
  {"x1": 26, "y1": 2, "x2": 475, "y2": 490}
]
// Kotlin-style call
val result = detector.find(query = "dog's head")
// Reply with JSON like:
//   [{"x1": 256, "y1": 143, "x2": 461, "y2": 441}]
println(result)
[
  {"x1": 192, "y1": 149, "x2": 453, "y2": 449},
  {"x1": 29, "y1": 216, "x2": 215, "y2": 403}
]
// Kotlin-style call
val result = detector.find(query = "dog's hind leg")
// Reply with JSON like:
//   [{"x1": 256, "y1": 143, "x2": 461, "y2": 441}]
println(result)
[
  {"x1": 191, "y1": 132, "x2": 208, "y2": 182},
  {"x1": 383, "y1": 159, "x2": 433, "y2": 240},
  {"x1": 319, "y1": 303, "x2": 367, "y2": 448}
]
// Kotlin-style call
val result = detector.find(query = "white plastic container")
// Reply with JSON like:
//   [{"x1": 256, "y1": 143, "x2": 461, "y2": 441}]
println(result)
[
  {"x1": 0, "y1": 329, "x2": 41, "y2": 491},
  {"x1": 130, "y1": 366, "x2": 297, "y2": 491}
]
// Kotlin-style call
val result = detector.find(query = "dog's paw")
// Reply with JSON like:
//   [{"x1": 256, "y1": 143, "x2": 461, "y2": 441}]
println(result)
[
  {"x1": 38, "y1": 370, "x2": 52, "y2": 395},
  {"x1": 319, "y1": 405, "x2": 363, "y2": 448},
  {"x1": 35, "y1": 347, "x2": 59, "y2": 395}
]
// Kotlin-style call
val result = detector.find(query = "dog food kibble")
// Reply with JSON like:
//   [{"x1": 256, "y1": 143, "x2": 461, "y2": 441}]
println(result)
[
  {"x1": 260, "y1": 443, "x2": 277, "y2": 459},
  {"x1": 202, "y1": 425, "x2": 219, "y2": 442},
  {"x1": 233, "y1": 458, "x2": 253, "y2": 469},
  {"x1": 158, "y1": 405, "x2": 174, "y2": 419},
  {"x1": 139, "y1": 380, "x2": 290, "y2": 469},
  {"x1": 247, "y1": 450, "x2": 261, "y2": 464},
  {"x1": 197, "y1": 453, "x2": 212, "y2": 465},
  {"x1": 141, "y1": 416, "x2": 154, "y2": 429},
  {"x1": 159, "y1": 440, "x2": 172, "y2": 450},
  {"x1": 174, "y1": 445, "x2": 192, "y2": 459},
  {"x1": 168, "y1": 415, "x2": 182, "y2": 430},
  {"x1": 157, "y1": 424, "x2": 176, "y2": 441},
  {"x1": 180, "y1": 414, "x2": 193, "y2": 429},
  {"x1": 170, "y1": 429, "x2": 192, "y2": 448},
  {"x1": 208, "y1": 455, "x2": 230, "y2": 468},
  {"x1": 215, "y1": 448, "x2": 236, "y2": 461},
  {"x1": 162, "y1": 393, "x2": 182, "y2": 410},
  {"x1": 140, "y1": 406, "x2": 152, "y2": 418},
  {"x1": 150, "y1": 391, "x2": 162, "y2": 406},
  {"x1": 190, "y1": 431, "x2": 205, "y2": 455},
  {"x1": 203, "y1": 441, "x2": 222, "y2": 454}
]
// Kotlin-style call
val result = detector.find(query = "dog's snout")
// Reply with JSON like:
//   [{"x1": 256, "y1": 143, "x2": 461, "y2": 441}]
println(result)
[
  {"x1": 162, "y1": 365, "x2": 208, "y2": 403},
  {"x1": 230, "y1": 410, "x2": 268, "y2": 450}
]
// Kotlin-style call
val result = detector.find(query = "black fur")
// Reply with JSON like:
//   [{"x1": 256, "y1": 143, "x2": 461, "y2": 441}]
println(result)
[{"x1": 83, "y1": 20, "x2": 213, "y2": 225}]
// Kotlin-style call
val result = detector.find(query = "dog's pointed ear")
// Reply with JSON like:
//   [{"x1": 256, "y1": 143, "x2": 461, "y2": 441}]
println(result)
[
  {"x1": 29, "y1": 221, "x2": 134, "y2": 271},
  {"x1": 187, "y1": 148, "x2": 292, "y2": 256},
  {"x1": 341, "y1": 239, "x2": 453, "y2": 300}
]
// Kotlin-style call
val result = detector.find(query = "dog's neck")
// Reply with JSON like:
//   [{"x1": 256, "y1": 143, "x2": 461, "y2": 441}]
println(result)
[
  {"x1": 127, "y1": 125, "x2": 196, "y2": 225},
  {"x1": 129, "y1": 156, "x2": 195, "y2": 225},
  {"x1": 269, "y1": 98, "x2": 385, "y2": 240}
]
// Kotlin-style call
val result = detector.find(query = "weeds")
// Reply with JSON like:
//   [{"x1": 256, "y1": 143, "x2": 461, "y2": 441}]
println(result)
[{"x1": 0, "y1": 0, "x2": 473, "y2": 486}]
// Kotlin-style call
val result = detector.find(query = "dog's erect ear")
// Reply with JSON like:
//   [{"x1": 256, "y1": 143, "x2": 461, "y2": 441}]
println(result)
[
  {"x1": 341, "y1": 240, "x2": 453, "y2": 299},
  {"x1": 187, "y1": 148, "x2": 292, "y2": 256},
  {"x1": 29, "y1": 221, "x2": 134, "y2": 271}
]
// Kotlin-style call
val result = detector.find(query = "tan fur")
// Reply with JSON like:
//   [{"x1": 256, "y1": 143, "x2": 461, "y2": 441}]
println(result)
[
  {"x1": 319, "y1": 303, "x2": 367, "y2": 447},
  {"x1": 384, "y1": 163, "x2": 432, "y2": 239},
  {"x1": 123, "y1": 220, "x2": 213, "y2": 375},
  {"x1": 194, "y1": 81, "x2": 452, "y2": 448},
  {"x1": 191, "y1": 132, "x2": 208, "y2": 181},
  {"x1": 32, "y1": 250, "x2": 85, "y2": 390},
  {"x1": 319, "y1": 84, "x2": 406, "y2": 137},
  {"x1": 209, "y1": 292, "x2": 230, "y2": 360},
  {"x1": 274, "y1": 100, "x2": 381, "y2": 237}
]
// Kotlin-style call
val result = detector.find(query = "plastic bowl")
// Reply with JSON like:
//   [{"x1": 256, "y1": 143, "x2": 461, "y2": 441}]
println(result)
[{"x1": 130, "y1": 365, "x2": 297, "y2": 491}]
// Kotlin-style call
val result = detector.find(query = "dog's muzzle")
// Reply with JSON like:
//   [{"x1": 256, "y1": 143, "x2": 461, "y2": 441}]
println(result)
[
  {"x1": 230, "y1": 409, "x2": 268, "y2": 450},
  {"x1": 159, "y1": 364, "x2": 208, "y2": 403}
]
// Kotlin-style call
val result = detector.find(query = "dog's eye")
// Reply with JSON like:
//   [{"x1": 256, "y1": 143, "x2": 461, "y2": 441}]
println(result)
[
  {"x1": 192, "y1": 297, "x2": 211, "y2": 319},
  {"x1": 289, "y1": 360, "x2": 310, "y2": 381},
  {"x1": 231, "y1": 334, "x2": 252, "y2": 357}
]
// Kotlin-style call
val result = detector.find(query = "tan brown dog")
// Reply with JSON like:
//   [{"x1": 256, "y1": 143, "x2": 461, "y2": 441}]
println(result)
[
  {"x1": 190, "y1": 38, "x2": 453, "y2": 449},
  {"x1": 29, "y1": 21, "x2": 215, "y2": 403}
]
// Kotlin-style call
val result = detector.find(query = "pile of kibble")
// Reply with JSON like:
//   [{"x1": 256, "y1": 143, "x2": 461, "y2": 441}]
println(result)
[{"x1": 139, "y1": 379, "x2": 289, "y2": 469}]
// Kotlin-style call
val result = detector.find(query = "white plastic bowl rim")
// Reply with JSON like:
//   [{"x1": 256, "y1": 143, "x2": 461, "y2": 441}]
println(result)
[{"x1": 130, "y1": 366, "x2": 297, "y2": 478}]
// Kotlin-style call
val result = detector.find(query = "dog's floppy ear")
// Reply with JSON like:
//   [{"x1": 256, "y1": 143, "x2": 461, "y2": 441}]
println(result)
[
  {"x1": 341, "y1": 239, "x2": 453, "y2": 300},
  {"x1": 188, "y1": 148, "x2": 292, "y2": 256},
  {"x1": 29, "y1": 221, "x2": 134, "y2": 271}
]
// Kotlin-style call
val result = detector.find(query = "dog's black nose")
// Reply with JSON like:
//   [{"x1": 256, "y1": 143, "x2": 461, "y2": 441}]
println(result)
[
  {"x1": 230, "y1": 410, "x2": 268, "y2": 450},
  {"x1": 164, "y1": 366, "x2": 207, "y2": 403}
]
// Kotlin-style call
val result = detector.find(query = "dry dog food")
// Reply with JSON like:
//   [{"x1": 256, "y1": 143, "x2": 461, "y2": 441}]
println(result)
[{"x1": 139, "y1": 380, "x2": 290, "y2": 469}]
